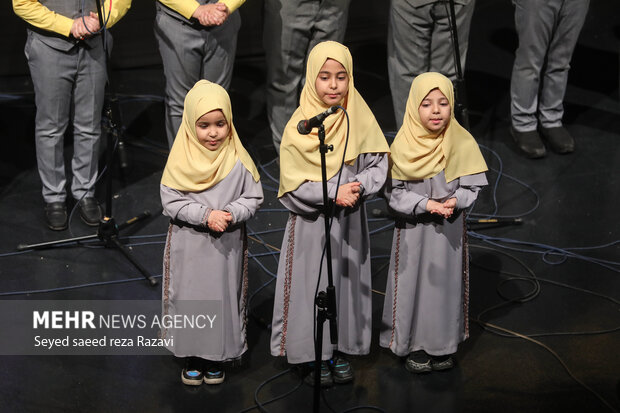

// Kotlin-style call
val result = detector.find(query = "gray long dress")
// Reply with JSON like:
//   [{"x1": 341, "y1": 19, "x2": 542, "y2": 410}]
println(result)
[
  {"x1": 270, "y1": 153, "x2": 388, "y2": 364},
  {"x1": 380, "y1": 170, "x2": 487, "y2": 357},
  {"x1": 160, "y1": 161, "x2": 263, "y2": 360}
]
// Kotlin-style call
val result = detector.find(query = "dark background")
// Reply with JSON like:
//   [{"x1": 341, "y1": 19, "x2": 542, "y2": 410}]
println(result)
[{"x1": 0, "y1": 1, "x2": 618, "y2": 412}]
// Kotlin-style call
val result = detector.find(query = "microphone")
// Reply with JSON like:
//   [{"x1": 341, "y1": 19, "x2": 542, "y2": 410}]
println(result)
[{"x1": 297, "y1": 106, "x2": 339, "y2": 135}]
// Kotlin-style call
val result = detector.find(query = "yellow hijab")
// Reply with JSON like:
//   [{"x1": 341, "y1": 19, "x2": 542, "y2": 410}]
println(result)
[
  {"x1": 389, "y1": 72, "x2": 487, "y2": 182},
  {"x1": 278, "y1": 41, "x2": 390, "y2": 197},
  {"x1": 161, "y1": 80, "x2": 259, "y2": 191}
]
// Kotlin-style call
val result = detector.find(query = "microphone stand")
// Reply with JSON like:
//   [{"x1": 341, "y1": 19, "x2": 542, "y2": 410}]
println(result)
[
  {"x1": 313, "y1": 123, "x2": 338, "y2": 413},
  {"x1": 16, "y1": 0, "x2": 157, "y2": 286},
  {"x1": 447, "y1": 0, "x2": 470, "y2": 130}
]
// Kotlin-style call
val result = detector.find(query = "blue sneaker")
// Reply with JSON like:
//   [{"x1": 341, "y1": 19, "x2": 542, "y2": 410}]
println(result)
[
  {"x1": 329, "y1": 356, "x2": 353, "y2": 384},
  {"x1": 204, "y1": 362, "x2": 225, "y2": 385},
  {"x1": 305, "y1": 361, "x2": 333, "y2": 387},
  {"x1": 181, "y1": 358, "x2": 204, "y2": 386}
]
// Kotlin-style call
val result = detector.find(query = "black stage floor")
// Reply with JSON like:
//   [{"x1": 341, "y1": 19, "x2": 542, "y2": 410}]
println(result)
[{"x1": 0, "y1": 1, "x2": 619, "y2": 412}]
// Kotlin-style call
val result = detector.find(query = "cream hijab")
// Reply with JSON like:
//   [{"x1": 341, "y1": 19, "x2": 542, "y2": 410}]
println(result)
[
  {"x1": 389, "y1": 72, "x2": 487, "y2": 182},
  {"x1": 161, "y1": 80, "x2": 259, "y2": 191},
  {"x1": 278, "y1": 41, "x2": 390, "y2": 197}
]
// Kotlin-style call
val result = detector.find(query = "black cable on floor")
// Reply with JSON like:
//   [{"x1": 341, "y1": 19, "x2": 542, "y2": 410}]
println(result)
[
  {"x1": 236, "y1": 368, "x2": 303, "y2": 413},
  {"x1": 470, "y1": 243, "x2": 619, "y2": 413}
]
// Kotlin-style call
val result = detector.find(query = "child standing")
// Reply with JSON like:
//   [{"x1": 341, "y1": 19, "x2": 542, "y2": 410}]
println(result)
[
  {"x1": 270, "y1": 41, "x2": 390, "y2": 386},
  {"x1": 381, "y1": 72, "x2": 487, "y2": 373},
  {"x1": 160, "y1": 80, "x2": 263, "y2": 385}
]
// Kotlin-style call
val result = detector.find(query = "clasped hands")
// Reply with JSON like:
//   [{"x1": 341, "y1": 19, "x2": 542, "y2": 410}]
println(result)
[
  {"x1": 71, "y1": 13, "x2": 100, "y2": 40},
  {"x1": 192, "y1": 3, "x2": 230, "y2": 27},
  {"x1": 335, "y1": 182, "x2": 362, "y2": 208},
  {"x1": 207, "y1": 210, "x2": 232, "y2": 233},
  {"x1": 426, "y1": 198, "x2": 456, "y2": 219}
]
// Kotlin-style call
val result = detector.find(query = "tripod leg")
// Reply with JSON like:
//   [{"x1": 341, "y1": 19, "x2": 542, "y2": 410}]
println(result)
[
  {"x1": 108, "y1": 236, "x2": 158, "y2": 286},
  {"x1": 17, "y1": 234, "x2": 100, "y2": 251}
]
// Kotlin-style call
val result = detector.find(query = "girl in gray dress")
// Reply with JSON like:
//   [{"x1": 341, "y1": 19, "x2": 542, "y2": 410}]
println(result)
[
  {"x1": 160, "y1": 80, "x2": 263, "y2": 385},
  {"x1": 270, "y1": 41, "x2": 390, "y2": 386},
  {"x1": 381, "y1": 72, "x2": 487, "y2": 373}
]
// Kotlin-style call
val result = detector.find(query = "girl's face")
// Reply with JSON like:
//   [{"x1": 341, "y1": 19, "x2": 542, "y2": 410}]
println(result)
[
  {"x1": 418, "y1": 88, "x2": 451, "y2": 133},
  {"x1": 315, "y1": 58, "x2": 349, "y2": 106},
  {"x1": 195, "y1": 109, "x2": 230, "y2": 151}
]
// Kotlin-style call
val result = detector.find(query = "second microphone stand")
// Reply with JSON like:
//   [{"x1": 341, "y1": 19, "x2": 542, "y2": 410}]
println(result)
[
  {"x1": 313, "y1": 123, "x2": 339, "y2": 412},
  {"x1": 447, "y1": 0, "x2": 470, "y2": 130},
  {"x1": 16, "y1": 1, "x2": 157, "y2": 287}
]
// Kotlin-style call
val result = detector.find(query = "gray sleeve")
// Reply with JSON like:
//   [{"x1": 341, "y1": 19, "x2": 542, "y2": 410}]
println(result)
[
  {"x1": 352, "y1": 153, "x2": 388, "y2": 198},
  {"x1": 279, "y1": 181, "x2": 338, "y2": 215},
  {"x1": 160, "y1": 184, "x2": 211, "y2": 226},
  {"x1": 224, "y1": 173, "x2": 264, "y2": 224},
  {"x1": 386, "y1": 179, "x2": 428, "y2": 216},
  {"x1": 454, "y1": 172, "x2": 488, "y2": 210}
]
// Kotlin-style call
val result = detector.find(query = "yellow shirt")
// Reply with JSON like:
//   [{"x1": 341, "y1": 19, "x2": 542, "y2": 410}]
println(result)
[
  {"x1": 12, "y1": 0, "x2": 132, "y2": 38},
  {"x1": 158, "y1": 0, "x2": 245, "y2": 20}
]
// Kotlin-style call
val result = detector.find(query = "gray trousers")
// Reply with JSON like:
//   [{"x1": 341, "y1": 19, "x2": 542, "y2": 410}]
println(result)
[
  {"x1": 388, "y1": 0, "x2": 475, "y2": 128},
  {"x1": 263, "y1": 0, "x2": 351, "y2": 152},
  {"x1": 510, "y1": 0, "x2": 589, "y2": 131},
  {"x1": 25, "y1": 31, "x2": 106, "y2": 204},
  {"x1": 154, "y1": 8, "x2": 240, "y2": 147}
]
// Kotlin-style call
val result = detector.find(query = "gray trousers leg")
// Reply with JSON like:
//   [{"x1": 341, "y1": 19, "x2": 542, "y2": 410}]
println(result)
[
  {"x1": 388, "y1": 0, "x2": 475, "y2": 128},
  {"x1": 263, "y1": 0, "x2": 350, "y2": 152},
  {"x1": 26, "y1": 33, "x2": 105, "y2": 203},
  {"x1": 510, "y1": 0, "x2": 589, "y2": 131},
  {"x1": 154, "y1": 11, "x2": 240, "y2": 147}
]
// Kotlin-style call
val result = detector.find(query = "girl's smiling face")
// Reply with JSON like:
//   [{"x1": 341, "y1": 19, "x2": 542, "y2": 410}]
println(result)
[
  {"x1": 195, "y1": 109, "x2": 230, "y2": 151},
  {"x1": 315, "y1": 58, "x2": 349, "y2": 106},
  {"x1": 418, "y1": 88, "x2": 451, "y2": 133}
]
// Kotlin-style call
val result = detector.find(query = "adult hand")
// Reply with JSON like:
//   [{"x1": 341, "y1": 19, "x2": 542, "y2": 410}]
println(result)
[
  {"x1": 192, "y1": 3, "x2": 229, "y2": 27},
  {"x1": 70, "y1": 13, "x2": 100, "y2": 40}
]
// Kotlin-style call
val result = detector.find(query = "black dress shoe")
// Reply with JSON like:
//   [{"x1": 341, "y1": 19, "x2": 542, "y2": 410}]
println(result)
[
  {"x1": 45, "y1": 202, "x2": 67, "y2": 231},
  {"x1": 510, "y1": 126, "x2": 546, "y2": 159},
  {"x1": 78, "y1": 197, "x2": 102, "y2": 226},
  {"x1": 539, "y1": 126, "x2": 575, "y2": 154}
]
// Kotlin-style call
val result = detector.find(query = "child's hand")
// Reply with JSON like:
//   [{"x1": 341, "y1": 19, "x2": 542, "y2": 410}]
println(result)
[
  {"x1": 426, "y1": 199, "x2": 442, "y2": 214},
  {"x1": 441, "y1": 197, "x2": 457, "y2": 218},
  {"x1": 192, "y1": 3, "x2": 229, "y2": 26},
  {"x1": 443, "y1": 198, "x2": 456, "y2": 209},
  {"x1": 335, "y1": 182, "x2": 361, "y2": 208},
  {"x1": 426, "y1": 199, "x2": 452, "y2": 218},
  {"x1": 207, "y1": 210, "x2": 232, "y2": 232}
]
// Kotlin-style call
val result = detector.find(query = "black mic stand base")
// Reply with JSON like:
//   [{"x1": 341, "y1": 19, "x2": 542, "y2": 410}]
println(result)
[
  {"x1": 17, "y1": 211, "x2": 158, "y2": 287},
  {"x1": 16, "y1": 0, "x2": 157, "y2": 288},
  {"x1": 313, "y1": 291, "x2": 328, "y2": 412}
]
